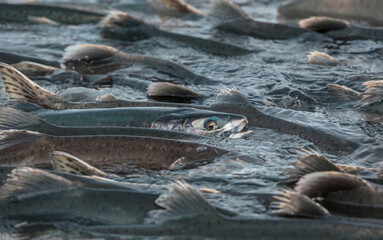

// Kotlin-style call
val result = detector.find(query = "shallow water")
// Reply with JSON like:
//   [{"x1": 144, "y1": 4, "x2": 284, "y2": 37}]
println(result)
[{"x1": 0, "y1": 0, "x2": 383, "y2": 238}]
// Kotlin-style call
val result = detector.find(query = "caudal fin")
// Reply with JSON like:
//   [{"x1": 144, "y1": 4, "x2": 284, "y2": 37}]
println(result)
[
  {"x1": 50, "y1": 151, "x2": 108, "y2": 177},
  {"x1": 0, "y1": 63, "x2": 65, "y2": 108},
  {"x1": 0, "y1": 130, "x2": 44, "y2": 151},
  {"x1": 271, "y1": 189, "x2": 330, "y2": 217},
  {"x1": 147, "y1": 82, "x2": 203, "y2": 102},
  {"x1": 0, "y1": 107, "x2": 46, "y2": 131},
  {"x1": 209, "y1": 0, "x2": 249, "y2": 25},
  {"x1": 148, "y1": 0, "x2": 206, "y2": 17},
  {"x1": 0, "y1": 167, "x2": 74, "y2": 201},
  {"x1": 295, "y1": 171, "x2": 371, "y2": 198}
]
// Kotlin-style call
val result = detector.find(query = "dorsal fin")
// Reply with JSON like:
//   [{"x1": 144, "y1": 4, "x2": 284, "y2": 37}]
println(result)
[
  {"x1": 96, "y1": 94, "x2": 118, "y2": 102},
  {"x1": 271, "y1": 189, "x2": 330, "y2": 217},
  {"x1": 0, "y1": 107, "x2": 46, "y2": 131},
  {"x1": 214, "y1": 86, "x2": 251, "y2": 105},
  {"x1": 295, "y1": 171, "x2": 371, "y2": 198},
  {"x1": 147, "y1": 181, "x2": 218, "y2": 223},
  {"x1": 209, "y1": 0, "x2": 249, "y2": 25},
  {"x1": 327, "y1": 84, "x2": 361, "y2": 100},
  {"x1": 12, "y1": 61, "x2": 59, "y2": 77},
  {"x1": 355, "y1": 80, "x2": 383, "y2": 107},
  {"x1": 0, "y1": 167, "x2": 75, "y2": 201},
  {"x1": 50, "y1": 151, "x2": 108, "y2": 177},
  {"x1": 307, "y1": 51, "x2": 340, "y2": 66},
  {"x1": 0, "y1": 62, "x2": 66, "y2": 108},
  {"x1": 147, "y1": 82, "x2": 203, "y2": 101},
  {"x1": 148, "y1": 0, "x2": 206, "y2": 17},
  {"x1": 0, "y1": 130, "x2": 44, "y2": 151},
  {"x1": 100, "y1": 10, "x2": 148, "y2": 28},
  {"x1": 299, "y1": 16, "x2": 349, "y2": 32},
  {"x1": 283, "y1": 148, "x2": 341, "y2": 184}
]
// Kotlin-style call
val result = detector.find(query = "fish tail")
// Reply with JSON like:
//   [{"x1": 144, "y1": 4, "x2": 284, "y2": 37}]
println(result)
[
  {"x1": 0, "y1": 107, "x2": 46, "y2": 131},
  {"x1": 148, "y1": 0, "x2": 206, "y2": 16},
  {"x1": 0, "y1": 130, "x2": 44, "y2": 151},
  {"x1": 0, "y1": 62, "x2": 66, "y2": 108},
  {"x1": 147, "y1": 82, "x2": 203, "y2": 102},
  {"x1": 146, "y1": 181, "x2": 219, "y2": 224},
  {"x1": 209, "y1": 0, "x2": 249, "y2": 25},
  {"x1": 283, "y1": 148, "x2": 341, "y2": 184},
  {"x1": 270, "y1": 188, "x2": 330, "y2": 217},
  {"x1": 295, "y1": 171, "x2": 370, "y2": 198},
  {"x1": 0, "y1": 167, "x2": 74, "y2": 201},
  {"x1": 50, "y1": 151, "x2": 108, "y2": 177}
]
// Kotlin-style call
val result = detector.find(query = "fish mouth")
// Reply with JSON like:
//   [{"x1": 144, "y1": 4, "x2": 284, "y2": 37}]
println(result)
[{"x1": 230, "y1": 118, "x2": 248, "y2": 133}]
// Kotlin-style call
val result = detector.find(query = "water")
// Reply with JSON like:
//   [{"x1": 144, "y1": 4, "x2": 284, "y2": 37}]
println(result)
[{"x1": 0, "y1": 0, "x2": 383, "y2": 238}]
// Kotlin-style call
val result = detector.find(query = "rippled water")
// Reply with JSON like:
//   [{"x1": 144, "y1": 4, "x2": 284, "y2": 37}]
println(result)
[{"x1": 0, "y1": 0, "x2": 383, "y2": 238}]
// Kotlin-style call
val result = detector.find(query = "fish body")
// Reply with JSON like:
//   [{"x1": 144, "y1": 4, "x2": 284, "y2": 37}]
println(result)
[
  {"x1": 209, "y1": 0, "x2": 313, "y2": 40},
  {"x1": 0, "y1": 130, "x2": 233, "y2": 170},
  {"x1": 0, "y1": 168, "x2": 158, "y2": 225},
  {"x1": 278, "y1": 0, "x2": 383, "y2": 26},
  {"x1": 101, "y1": 12, "x2": 256, "y2": 56},
  {"x1": 64, "y1": 182, "x2": 383, "y2": 239},
  {"x1": 0, "y1": 3, "x2": 104, "y2": 24}
]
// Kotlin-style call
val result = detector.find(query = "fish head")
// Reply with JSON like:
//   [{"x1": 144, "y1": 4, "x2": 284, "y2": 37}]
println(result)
[
  {"x1": 62, "y1": 44, "x2": 122, "y2": 74},
  {"x1": 151, "y1": 109, "x2": 248, "y2": 136}
]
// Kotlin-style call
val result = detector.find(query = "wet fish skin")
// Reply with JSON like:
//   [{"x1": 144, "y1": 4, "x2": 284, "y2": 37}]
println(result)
[
  {"x1": 0, "y1": 130, "x2": 232, "y2": 171},
  {"x1": 278, "y1": 0, "x2": 383, "y2": 26},
  {"x1": 209, "y1": 0, "x2": 313, "y2": 40},
  {"x1": 59, "y1": 181, "x2": 383, "y2": 239},
  {"x1": 0, "y1": 107, "x2": 209, "y2": 141},
  {"x1": 0, "y1": 168, "x2": 158, "y2": 225},
  {"x1": 0, "y1": 3, "x2": 104, "y2": 24},
  {"x1": 101, "y1": 12, "x2": 256, "y2": 56}
]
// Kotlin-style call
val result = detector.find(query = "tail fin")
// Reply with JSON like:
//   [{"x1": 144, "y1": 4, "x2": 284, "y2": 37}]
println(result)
[
  {"x1": 355, "y1": 80, "x2": 383, "y2": 107},
  {"x1": 0, "y1": 63, "x2": 66, "y2": 108},
  {"x1": 209, "y1": 0, "x2": 249, "y2": 25},
  {"x1": 283, "y1": 148, "x2": 341, "y2": 184},
  {"x1": 148, "y1": 0, "x2": 206, "y2": 16},
  {"x1": 0, "y1": 130, "x2": 44, "y2": 151},
  {"x1": 100, "y1": 10, "x2": 148, "y2": 28},
  {"x1": 50, "y1": 151, "x2": 108, "y2": 177},
  {"x1": 0, "y1": 107, "x2": 46, "y2": 131},
  {"x1": 327, "y1": 84, "x2": 361, "y2": 100},
  {"x1": 295, "y1": 171, "x2": 371, "y2": 198},
  {"x1": 271, "y1": 189, "x2": 330, "y2": 217},
  {"x1": 0, "y1": 167, "x2": 74, "y2": 201},
  {"x1": 147, "y1": 181, "x2": 218, "y2": 224},
  {"x1": 299, "y1": 16, "x2": 349, "y2": 32},
  {"x1": 307, "y1": 51, "x2": 340, "y2": 66},
  {"x1": 147, "y1": 82, "x2": 203, "y2": 102}
]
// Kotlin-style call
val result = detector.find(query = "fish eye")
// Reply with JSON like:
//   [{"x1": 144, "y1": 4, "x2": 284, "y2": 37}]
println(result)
[{"x1": 204, "y1": 119, "x2": 217, "y2": 131}]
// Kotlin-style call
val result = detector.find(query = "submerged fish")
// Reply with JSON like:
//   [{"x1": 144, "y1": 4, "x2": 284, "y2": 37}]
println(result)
[
  {"x1": 0, "y1": 63, "x2": 359, "y2": 154},
  {"x1": 300, "y1": 16, "x2": 383, "y2": 41},
  {"x1": 294, "y1": 171, "x2": 383, "y2": 219},
  {"x1": 100, "y1": 11, "x2": 256, "y2": 56},
  {"x1": 0, "y1": 130, "x2": 249, "y2": 171},
  {"x1": 278, "y1": 0, "x2": 383, "y2": 26},
  {"x1": 0, "y1": 3, "x2": 105, "y2": 24},
  {"x1": 61, "y1": 44, "x2": 219, "y2": 85},
  {"x1": 209, "y1": 0, "x2": 313, "y2": 40},
  {"x1": 0, "y1": 167, "x2": 159, "y2": 225},
  {"x1": 116, "y1": 0, "x2": 205, "y2": 18},
  {"x1": 47, "y1": 181, "x2": 383, "y2": 239},
  {"x1": 0, "y1": 107, "x2": 209, "y2": 141}
]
